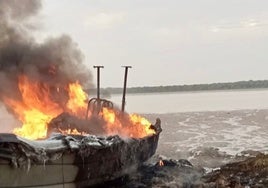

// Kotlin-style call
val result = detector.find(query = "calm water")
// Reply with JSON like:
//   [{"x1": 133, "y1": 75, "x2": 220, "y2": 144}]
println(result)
[{"x1": 110, "y1": 89, "x2": 268, "y2": 113}]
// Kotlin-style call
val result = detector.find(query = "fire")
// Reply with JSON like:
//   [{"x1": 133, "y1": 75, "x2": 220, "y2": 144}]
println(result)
[
  {"x1": 3, "y1": 75, "x2": 88, "y2": 140},
  {"x1": 66, "y1": 81, "x2": 87, "y2": 116},
  {"x1": 101, "y1": 107, "x2": 122, "y2": 135},
  {"x1": 3, "y1": 75, "x2": 155, "y2": 140},
  {"x1": 14, "y1": 109, "x2": 53, "y2": 139},
  {"x1": 159, "y1": 159, "x2": 164, "y2": 167},
  {"x1": 3, "y1": 76, "x2": 62, "y2": 140},
  {"x1": 129, "y1": 114, "x2": 156, "y2": 136},
  {"x1": 101, "y1": 108, "x2": 155, "y2": 138},
  {"x1": 59, "y1": 128, "x2": 87, "y2": 136}
]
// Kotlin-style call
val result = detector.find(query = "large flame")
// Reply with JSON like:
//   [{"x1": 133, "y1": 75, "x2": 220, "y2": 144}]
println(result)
[
  {"x1": 3, "y1": 75, "x2": 87, "y2": 140},
  {"x1": 3, "y1": 75, "x2": 155, "y2": 140},
  {"x1": 67, "y1": 81, "x2": 88, "y2": 116},
  {"x1": 101, "y1": 108, "x2": 155, "y2": 138}
]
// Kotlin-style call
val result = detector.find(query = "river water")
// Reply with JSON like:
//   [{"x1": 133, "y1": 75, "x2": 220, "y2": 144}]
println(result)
[
  {"x1": 111, "y1": 89, "x2": 268, "y2": 168},
  {"x1": 110, "y1": 89, "x2": 268, "y2": 114}
]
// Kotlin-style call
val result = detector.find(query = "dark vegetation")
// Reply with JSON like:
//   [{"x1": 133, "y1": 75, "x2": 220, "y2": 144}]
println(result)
[{"x1": 88, "y1": 80, "x2": 268, "y2": 95}]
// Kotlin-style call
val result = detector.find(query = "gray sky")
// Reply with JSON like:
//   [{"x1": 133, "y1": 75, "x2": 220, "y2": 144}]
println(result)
[{"x1": 37, "y1": 0, "x2": 268, "y2": 87}]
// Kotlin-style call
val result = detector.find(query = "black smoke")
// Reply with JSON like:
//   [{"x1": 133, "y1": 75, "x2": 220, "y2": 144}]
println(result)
[{"x1": 0, "y1": 0, "x2": 92, "y2": 109}]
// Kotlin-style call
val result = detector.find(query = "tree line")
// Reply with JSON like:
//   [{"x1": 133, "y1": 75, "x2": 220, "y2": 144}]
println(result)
[{"x1": 100, "y1": 80, "x2": 268, "y2": 94}]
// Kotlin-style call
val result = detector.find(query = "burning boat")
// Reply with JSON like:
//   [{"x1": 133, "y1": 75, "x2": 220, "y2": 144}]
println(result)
[
  {"x1": 0, "y1": 65, "x2": 162, "y2": 188},
  {"x1": 0, "y1": 1, "x2": 161, "y2": 186},
  {"x1": 0, "y1": 74, "x2": 162, "y2": 187},
  {"x1": 0, "y1": 67, "x2": 162, "y2": 188}
]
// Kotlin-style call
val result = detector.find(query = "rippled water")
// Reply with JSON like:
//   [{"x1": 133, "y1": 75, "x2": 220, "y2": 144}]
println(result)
[
  {"x1": 145, "y1": 109, "x2": 268, "y2": 168},
  {"x1": 110, "y1": 89, "x2": 268, "y2": 167}
]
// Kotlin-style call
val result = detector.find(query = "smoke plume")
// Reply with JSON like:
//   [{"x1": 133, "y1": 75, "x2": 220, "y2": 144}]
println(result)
[{"x1": 0, "y1": 0, "x2": 92, "y2": 110}]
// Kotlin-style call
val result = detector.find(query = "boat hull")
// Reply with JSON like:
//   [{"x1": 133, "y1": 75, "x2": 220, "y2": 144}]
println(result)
[{"x1": 0, "y1": 120, "x2": 161, "y2": 187}]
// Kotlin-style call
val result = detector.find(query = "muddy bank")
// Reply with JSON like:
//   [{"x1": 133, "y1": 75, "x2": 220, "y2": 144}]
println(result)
[
  {"x1": 96, "y1": 109, "x2": 268, "y2": 187},
  {"x1": 95, "y1": 154, "x2": 268, "y2": 188}
]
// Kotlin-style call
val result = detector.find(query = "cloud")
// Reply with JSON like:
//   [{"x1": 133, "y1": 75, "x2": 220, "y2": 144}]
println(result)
[
  {"x1": 210, "y1": 18, "x2": 268, "y2": 33},
  {"x1": 153, "y1": 27, "x2": 180, "y2": 37},
  {"x1": 241, "y1": 19, "x2": 265, "y2": 28},
  {"x1": 84, "y1": 12, "x2": 126, "y2": 29}
]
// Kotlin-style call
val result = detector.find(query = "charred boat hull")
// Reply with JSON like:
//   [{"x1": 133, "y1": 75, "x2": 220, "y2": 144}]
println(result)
[{"x1": 0, "y1": 120, "x2": 161, "y2": 187}]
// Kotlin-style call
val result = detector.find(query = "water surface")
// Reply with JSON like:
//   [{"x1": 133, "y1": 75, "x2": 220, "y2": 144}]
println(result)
[{"x1": 110, "y1": 89, "x2": 268, "y2": 113}]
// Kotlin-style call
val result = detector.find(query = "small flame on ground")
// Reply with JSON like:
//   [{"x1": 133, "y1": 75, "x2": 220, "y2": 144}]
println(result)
[{"x1": 159, "y1": 159, "x2": 164, "y2": 167}]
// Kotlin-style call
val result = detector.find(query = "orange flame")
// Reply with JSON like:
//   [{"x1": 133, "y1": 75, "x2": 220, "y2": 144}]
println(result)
[
  {"x1": 66, "y1": 81, "x2": 87, "y2": 116},
  {"x1": 129, "y1": 114, "x2": 155, "y2": 137},
  {"x1": 13, "y1": 109, "x2": 54, "y2": 140},
  {"x1": 101, "y1": 108, "x2": 155, "y2": 138},
  {"x1": 4, "y1": 76, "x2": 62, "y2": 140},
  {"x1": 3, "y1": 75, "x2": 155, "y2": 140},
  {"x1": 3, "y1": 75, "x2": 88, "y2": 140},
  {"x1": 59, "y1": 128, "x2": 87, "y2": 136},
  {"x1": 159, "y1": 159, "x2": 164, "y2": 167}
]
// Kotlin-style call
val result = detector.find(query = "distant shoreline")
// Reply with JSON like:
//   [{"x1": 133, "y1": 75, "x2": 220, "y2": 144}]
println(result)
[
  {"x1": 114, "y1": 88, "x2": 268, "y2": 96},
  {"x1": 87, "y1": 80, "x2": 268, "y2": 95}
]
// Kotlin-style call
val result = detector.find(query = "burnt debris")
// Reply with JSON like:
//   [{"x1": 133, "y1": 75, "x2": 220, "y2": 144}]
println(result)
[
  {"x1": 47, "y1": 112, "x2": 107, "y2": 136},
  {"x1": 92, "y1": 154, "x2": 268, "y2": 188}
]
